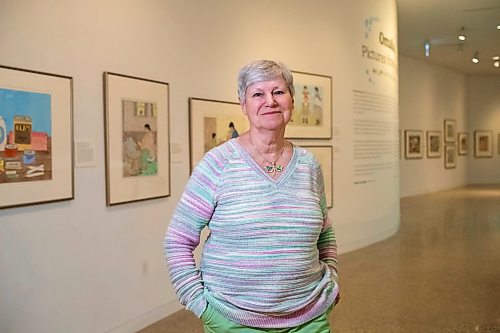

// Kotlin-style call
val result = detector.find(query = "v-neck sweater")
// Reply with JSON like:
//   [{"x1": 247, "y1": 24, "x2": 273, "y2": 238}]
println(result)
[{"x1": 164, "y1": 139, "x2": 339, "y2": 328}]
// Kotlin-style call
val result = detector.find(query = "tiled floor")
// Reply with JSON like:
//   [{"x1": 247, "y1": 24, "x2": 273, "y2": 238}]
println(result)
[{"x1": 140, "y1": 185, "x2": 500, "y2": 332}]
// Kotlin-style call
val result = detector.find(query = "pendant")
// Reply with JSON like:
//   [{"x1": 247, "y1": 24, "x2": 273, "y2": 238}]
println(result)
[{"x1": 266, "y1": 163, "x2": 283, "y2": 173}]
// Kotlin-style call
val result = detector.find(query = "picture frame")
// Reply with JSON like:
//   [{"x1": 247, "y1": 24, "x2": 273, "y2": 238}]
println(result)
[
  {"x1": 498, "y1": 133, "x2": 500, "y2": 155},
  {"x1": 458, "y1": 132, "x2": 468, "y2": 156},
  {"x1": 444, "y1": 119, "x2": 456, "y2": 143},
  {"x1": 189, "y1": 98, "x2": 248, "y2": 172},
  {"x1": 474, "y1": 130, "x2": 493, "y2": 158},
  {"x1": 103, "y1": 72, "x2": 170, "y2": 206},
  {"x1": 426, "y1": 130, "x2": 442, "y2": 158},
  {"x1": 301, "y1": 145, "x2": 333, "y2": 208},
  {"x1": 287, "y1": 71, "x2": 332, "y2": 139},
  {"x1": 444, "y1": 145, "x2": 456, "y2": 169},
  {"x1": 0, "y1": 65, "x2": 74, "y2": 209},
  {"x1": 404, "y1": 130, "x2": 423, "y2": 159}
]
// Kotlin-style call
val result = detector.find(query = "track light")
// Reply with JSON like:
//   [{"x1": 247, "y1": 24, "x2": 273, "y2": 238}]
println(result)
[
  {"x1": 458, "y1": 27, "x2": 466, "y2": 41},
  {"x1": 424, "y1": 40, "x2": 430, "y2": 57},
  {"x1": 497, "y1": 24, "x2": 500, "y2": 30},
  {"x1": 495, "y1": 61, "x2": 500, "y2": 68},
  {"x1": 472, "y1": 52, "x2": 479, "y2": 64}
]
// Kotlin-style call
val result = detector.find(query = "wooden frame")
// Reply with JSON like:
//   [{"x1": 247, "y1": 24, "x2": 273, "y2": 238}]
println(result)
[
  {"x1": 444, "y1": 145, "x2": 456, "y2": 169},
  {"x1": 444, "y1": 119, "x2": 456, "y2": 143},
  {"x1": 405, "y1": 130, "x2": 423, "y2": 159},
  {"x1": 287, "y1": 71, "x2": 332, "y2": 139},
  {"x1": 426, "y1": 130, "x2": 442, "y2": 158},
  {"x1": 301, "y1": 145, "x2": 333, "y2": 208},
  {"x1": 0, "y1": 65, "x2": 74, "y2": 209},
  {"x1": 189, "y1": 97, "x2": 248, "y2": 172},
  {"x1": 458, "y1": 132, "x2": 468, "y2": 156},
  {"x1": 103, "y1": 72, "x2": 170, "y2": 206},
  {"x1": 474, "y1": 130, "x2": 493, "y2": 158},
  {"x1": 498, "y1": 133, "x2": 500, "y2": 155}
]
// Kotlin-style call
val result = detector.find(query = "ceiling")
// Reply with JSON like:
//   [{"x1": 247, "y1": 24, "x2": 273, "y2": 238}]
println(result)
[{"x1": 397, "y1": 0, "x2": 500, "y2": 75}]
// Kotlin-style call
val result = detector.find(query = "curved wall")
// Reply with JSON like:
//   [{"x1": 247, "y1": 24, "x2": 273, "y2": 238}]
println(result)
[{"x1": 0, "y1": 1, "x2": 398, "y2": 332}]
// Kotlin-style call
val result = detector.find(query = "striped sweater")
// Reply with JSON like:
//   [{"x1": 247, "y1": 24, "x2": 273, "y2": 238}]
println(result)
[{"x1": 164, "y1": 139, "x2": 339, "y2": 328}]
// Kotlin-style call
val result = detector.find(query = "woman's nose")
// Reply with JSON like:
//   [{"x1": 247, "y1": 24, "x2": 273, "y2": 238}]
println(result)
[{"x1": 265, "y1": 93, "x2": 277, "y2": 106}]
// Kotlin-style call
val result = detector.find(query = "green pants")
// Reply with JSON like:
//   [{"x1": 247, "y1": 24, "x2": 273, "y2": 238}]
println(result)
[{"x1": 202, "y1": 303, "x2": 332, "y2": 333}]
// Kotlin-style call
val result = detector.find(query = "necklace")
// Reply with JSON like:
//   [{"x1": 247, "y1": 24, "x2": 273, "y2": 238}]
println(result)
[{"x1": 249, "y1": 136, "x2": 286, "y2": 173}]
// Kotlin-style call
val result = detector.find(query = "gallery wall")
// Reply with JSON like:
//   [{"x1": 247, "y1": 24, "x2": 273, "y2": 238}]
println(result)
[
  {"x1": 466, "y1": 75, "x2": 500, "y2": 184},
  {"x1": 399, "y1": 56, "x2": 468, "y2": 197},
  {"x1": 399, "y1": 56, "x2": 500, "y2": 197},
  {"x1": 0, "y1": 1, "x2": 399, "y2": 333}
]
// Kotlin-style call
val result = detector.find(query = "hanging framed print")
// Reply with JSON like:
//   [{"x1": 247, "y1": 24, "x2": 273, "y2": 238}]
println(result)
[
  {"x1": 0, "y1": 65, "x2": 74, "y2": 209},
  {"x1": 444, "y1": 119, "x2": 456, "y2": 143},
  {"x1": 103, "y1": 72, "x2": 170, "y2": 206},
  {"x1": 474, "y1": 130, "x2": 493, "y2": 158},
  {"x1": 444, "y1": 145, "x2": 456, "y2": 169},
  {"x1": 286, "y1": 71, "x2": 332, "y2": 139},
  {"x1": 426, "y1": 130, "x2": 442, "y2": 158},
  {"x1": 458, "y1": 132, "x2": 468, "y2": 155},
  {"x1": 404, "y1": 130, "x2": 423, "y2": 159},
  {"x1": 189, "y1": 98, "x2": 248, "y2": 172},
  {"x1": 301, "y1": 145, "x2": 333, "y2": 208}
]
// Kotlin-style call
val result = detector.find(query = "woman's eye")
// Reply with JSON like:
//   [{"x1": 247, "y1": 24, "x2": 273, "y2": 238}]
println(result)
[
  {"x1": 274, "y1": 90, "x2": 285, "y2": 95},
  {"x1": 252, "y1": 92, "x2": 263, "y2": 97}
]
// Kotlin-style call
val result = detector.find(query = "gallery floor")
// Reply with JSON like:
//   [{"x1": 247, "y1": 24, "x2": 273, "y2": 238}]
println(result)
[{"x1": 140, "y1": 185, "x2": 500, "y2": 333}]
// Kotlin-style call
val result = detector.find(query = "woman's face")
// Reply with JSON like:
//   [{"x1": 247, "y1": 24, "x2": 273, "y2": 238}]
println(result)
[{"x1": 241, "y1": 78, "x2": 293, "y2": 132}]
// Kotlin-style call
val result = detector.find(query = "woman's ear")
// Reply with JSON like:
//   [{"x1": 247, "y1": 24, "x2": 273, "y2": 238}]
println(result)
[{"x1": 240, "y1": 101, "x2": 247, "y2": 115}]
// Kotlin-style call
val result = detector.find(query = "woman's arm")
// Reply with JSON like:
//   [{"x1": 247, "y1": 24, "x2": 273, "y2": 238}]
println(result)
[{"x1": 164, "y1": 154, "x2": 221, "y2": 317}]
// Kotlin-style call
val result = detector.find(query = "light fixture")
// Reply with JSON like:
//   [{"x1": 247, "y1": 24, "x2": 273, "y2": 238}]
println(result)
[
  {"x1": 493, "y1": 56, "x2": 500, "y2": 61},
  {"x1": 497, "y1": 24, "x2": 500, "y2": 30},
  {"x1": 424, "y1": 40, "x2": 430, "y2": 57},
  {"x1": 495, "y1": 61, "x2": 500, "y2": 68},
  {"x1": 458, "y1": 27, "x2": 466, "y2": 41},
  {"x1": 472, "y1": 52, "x2": 479, "y2": 64}
]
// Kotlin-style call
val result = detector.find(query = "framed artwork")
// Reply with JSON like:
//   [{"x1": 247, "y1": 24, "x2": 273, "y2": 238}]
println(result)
[
  {"x1": 474, "y1": 130, "x2": 493, "y2": 158},
  {"x1": 444, "y1": 145, "x2": 456, "y2": 169},
  {"x1": 103, "y1": 72, "x2": 170, "y2": 206},
  {"x1": 444, "y1": 119, "x2": 456, "y2": 143},
  {"x1": 301, "y1": 145, "x2": 333, "y2": 208},
  {"x1": 426, "y1": 130, "x2": 442, "y2": 158},
  {"x1": 458, "y1": 132, "x2": 468, "y2": 155},
  {"x1": 404, "y1": 130, "x2": 423, "y2": 159},
  {"x1": 0, "y1": 65, "x2": 73, "y2": 209},
  {"x1": 498, "y1": 134, "x2": 500, "y2": 155},
  {"x1": 287, "y1": 71, "x2": 332, "y2": 139},
  {"x1": 189, "y1": 98, "x2": 248, "y2": 172}
]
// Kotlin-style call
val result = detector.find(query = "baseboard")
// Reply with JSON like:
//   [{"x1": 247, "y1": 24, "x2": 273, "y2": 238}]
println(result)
[{"x1": 105, "y1": 300, "x2": 183, "y2": 333}]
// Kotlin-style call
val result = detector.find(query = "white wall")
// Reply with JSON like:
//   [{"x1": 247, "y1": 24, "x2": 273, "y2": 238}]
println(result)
[
  {"x1": 466, "y1": 75, "x2": 500, "y2": 184},
  {"x1": 0, "y1": 1, "x2": 399, "y2": 332},
  {"x1": 399, "y1": 56, "x2": 468, "y2": 197}
]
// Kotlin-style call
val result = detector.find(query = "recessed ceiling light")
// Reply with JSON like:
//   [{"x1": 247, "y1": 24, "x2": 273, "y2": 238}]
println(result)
[
  {"x1": 493, "y1": 56, "x2": 500, "y2": 61},
  {"x1": 472, "y1": 52, "x2": 479, "y2": 64},
  {"x1": 497, "y1": 24, "x2": 500, "y2": 30},
  {"x1": 458, "y1": 27, "x2": 466, "y2": 41},
  {"x1": 494, "y1": 61, "x2": 500, "y2": 68}
]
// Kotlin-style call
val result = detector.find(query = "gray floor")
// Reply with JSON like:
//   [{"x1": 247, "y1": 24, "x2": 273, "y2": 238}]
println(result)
[{"x1": 140, "y1": 185, "x2": 500, "y2": 332}]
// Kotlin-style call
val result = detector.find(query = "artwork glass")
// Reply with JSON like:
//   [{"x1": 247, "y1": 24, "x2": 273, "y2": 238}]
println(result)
[
  {"x1": 405, "y1": 130, "x2": 423, "y2": 159},
  {"x1": 104, "y1": 72, "x2": 170, "y2": 206},
  {"x1": 286, "y1": 71, "x2": 332, "y2": 139},
  {"x1": 426, "y1": 130, "x2": 441, "y2": 158},
  {"x1": 458, "y1": 132, "x2": 468, "y2": 156},
  {"x1": 444, "y1": 145, "x2": 456, "y2": 169},
  {"x1": 444, "y1": 119, "x2": 456, "y2": 143},
  {"x1": 474, "y1": 130, "x2": 493, "y2": 158},
  {"x1": 0, "y1": 65, "x2": 73, "y2": 209},
  {"x1": 189, "y1": 98, "x2": 249, "y2": 172}
]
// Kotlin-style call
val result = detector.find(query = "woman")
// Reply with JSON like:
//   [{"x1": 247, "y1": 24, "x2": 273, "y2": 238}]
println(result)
[{"x1": 165, "y1": 60, "x2": 339, "y2": 332}]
